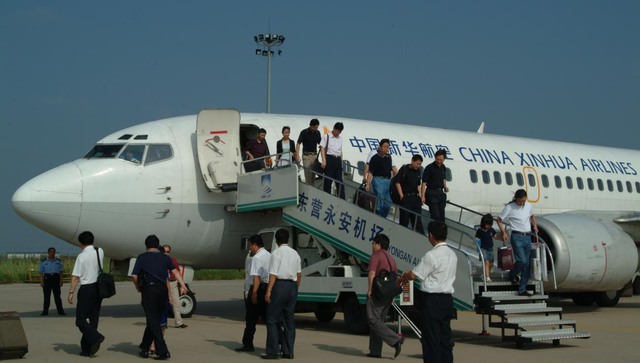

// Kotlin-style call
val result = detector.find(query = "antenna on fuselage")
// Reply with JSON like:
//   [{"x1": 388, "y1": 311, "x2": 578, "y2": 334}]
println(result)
[{"x1": 477, "y1": 122, "x2": 485, "y2": 134}]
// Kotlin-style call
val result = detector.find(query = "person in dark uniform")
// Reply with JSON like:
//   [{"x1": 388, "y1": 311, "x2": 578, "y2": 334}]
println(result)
[
  {"x1": 397, "y1": 222, "x2": 458, "y2": 363},
  {"x1": 262, "y1": 229, "x2": 302, "y2": 360},
  {"x1": 236, "y1": 235, "x2": 271, "y2": 352},
  {"x1": 39, "y1": 247, "x2": 66, "y2": 316},
  {"x1": 68, "y1": 231, "x2": 105, "y2": 357},
  {"x1": 421, "y1": 149, "x2": 449, "y2": 222},
  {"x1": 295, "y1": 118, "x2": 322, "y2": 185},
  {"x1": 395, "y1": 154, "x2": 424, "y2": 234},
  {"x1": 132, "y1": 235, "x2": 188, "y2": 360}
]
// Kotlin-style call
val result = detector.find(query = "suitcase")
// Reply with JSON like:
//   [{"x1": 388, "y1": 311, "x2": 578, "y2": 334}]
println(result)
[
  {"x1": 0, "y1": 311, "x2": 28, "y2": 359},
  {"x1": 531, "y1": 242, "x2": 548, "y2": 281},
  {"x1": 355, "y1": 184, "x2": 376, "y2": 213},
  {"x1": 497, "y1": 246, "x2": 515, "y2": 271}
]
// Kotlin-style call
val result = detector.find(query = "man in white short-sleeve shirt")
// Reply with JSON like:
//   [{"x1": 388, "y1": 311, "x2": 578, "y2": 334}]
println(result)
[
  {"x1": 397, "y1": 222, "x2": 456, "y2": 363},
  {"x1": 263, "y1": 229, "x2": 301, "y2": 359},
  {"x1": 320, "y1": 122, "x2": 346, "y2": 199},
  {"x1": 67, "y1": 231, "x2": 105, "y2": 357}
]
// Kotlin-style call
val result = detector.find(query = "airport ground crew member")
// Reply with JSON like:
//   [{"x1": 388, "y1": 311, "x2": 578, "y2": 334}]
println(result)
[
  {"x1": 162, "y1": 244, "x2": 187, "y2": 328},
  {"x1": 132, "y1": 235, "x2": 188, "y2": 360},
  {"x1": 263, "y1": 229, "x2": 301, "y2": 360},
  {"x1": 421, "y1": 149, "x2": 449, "y2": 222},
  {"x1": 39, "y1": 247, "x2": 66, "y2": 316},
  {"x1": 67, "y1": 231, "x2": 105, "y2": 357},
  {"x1": 397, "y1": 222, "x2": 457, "y2": 363},
  {"x1": 366, "y1": 234, "x2": 403, "y2": 359},
  {"x1": 236, "y1": 235, "x2": 271, "y2": 352},
  {"x1": 295, "y1": 118, "x2": 321, "y2": 185},
  {"x1": 396, "y1": 154, "x2": 425, "y2": 234}
]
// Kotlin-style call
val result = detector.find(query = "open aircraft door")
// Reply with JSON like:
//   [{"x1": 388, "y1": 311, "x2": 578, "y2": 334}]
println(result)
[
  {"x1": 196, "y1": 109, "x2": 242, "y2": 192},
  {"x1": 523, "y1": 166, "x2": 540, "y2": 203}
]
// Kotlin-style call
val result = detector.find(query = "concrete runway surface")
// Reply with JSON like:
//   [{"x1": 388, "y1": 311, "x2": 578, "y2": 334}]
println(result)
[{"x1": 1, "y1": 281, "x2": 638, "y2": 362}]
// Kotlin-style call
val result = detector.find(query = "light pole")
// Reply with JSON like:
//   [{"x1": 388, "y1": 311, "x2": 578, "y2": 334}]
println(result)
[{"x1": 254, "y1": 33, "x2": 285, "y2": 113}]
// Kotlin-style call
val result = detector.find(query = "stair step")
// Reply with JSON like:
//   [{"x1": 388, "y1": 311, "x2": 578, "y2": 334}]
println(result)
[
  {"x1": 493, "y1": 306, "x2": 563, "y2": 315},
  {"x1": 519, "y1": 328, "x2": 591, "y2": 342},
  {"x1": 494, "y1": 302, "x2": 547, "y2": 310},
  {"x1": 506, "y1": 314, "x2": 560, "y2": 323},
  {"x1": 521, "y1": 328, "x2": 576, "y2": 337},
  {"x1": 481, "y1": 291, "x2": 548, "y2": 301},
  {"x1": 514, "y1": 319, "x2": 576, "y2": 328}
]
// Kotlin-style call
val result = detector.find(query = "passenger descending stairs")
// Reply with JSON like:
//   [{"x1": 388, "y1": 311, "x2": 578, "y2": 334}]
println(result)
[{"x1": 474, "y1": 279, "x2": 591, "y2": 348}]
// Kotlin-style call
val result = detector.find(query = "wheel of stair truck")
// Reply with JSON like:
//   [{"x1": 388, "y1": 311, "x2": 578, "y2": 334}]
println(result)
[
  {"x1": 553, "y1": 339, "x2": 560, "y2": 346},
  {"x1": 342, "y1": 295, "x2": 369, "y2": 335},
  {"x1": 593, "y1": 290, "x2": 621, "y2": 307},
  {"x1": 169, "y1": 285, "x2": 197, "y2": 318},
  {"x1": 314, "y1": 311, "x2": 336, "y2": 322},
  {"x1": 571, "y1": 292, "x2": 595, "y2": 306}
]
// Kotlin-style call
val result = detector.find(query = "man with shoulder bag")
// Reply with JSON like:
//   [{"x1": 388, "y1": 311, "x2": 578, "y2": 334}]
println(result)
[{"x1": 366, "y1": 234, "x2": 404, "y2": 359}]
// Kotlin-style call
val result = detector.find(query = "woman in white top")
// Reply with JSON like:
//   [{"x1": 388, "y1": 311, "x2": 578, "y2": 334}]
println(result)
[
  {"x1": 276, "y1": 126, "x2": 296, "y2": 167},
  {"x1": 496, "y1": 189, "x2": 538, "y2": 296}
]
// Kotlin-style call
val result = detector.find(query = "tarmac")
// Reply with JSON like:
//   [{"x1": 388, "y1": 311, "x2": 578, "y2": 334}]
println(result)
[{"x1": 1, "y1": 280, "x2": 638, "y2": 362}]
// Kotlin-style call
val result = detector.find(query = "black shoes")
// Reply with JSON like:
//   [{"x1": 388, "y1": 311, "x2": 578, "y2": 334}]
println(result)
[
  {"x1": 154, "y1": 352, "x2": 170, "y2": 360},
  {"x1": 139, "y1": 351, "x2": 150, "y2": 359},
  {"x1": 366, "y1": 353, "x2": 382, "y2": 358},
  {"x1": 58, "y1": 312, "x2": 67, "y2": 316},
  {"x1": 176, "y1": 324, "x2": 188, "y2": 328},
  {"x1": 394, "y1": 337, "x2": 404, "y2": 358},
  {"x1": 235, "y1": 345, "x2": 255, "y2": 352},
  {"x1": 518, "y1": 291, "x2": 534, "y2": 297},
  {"x1": 281, "y1": 353, "x2": 294, "y2": 359},
  {"x1": 90, "y1": 336, "x2": 105, "y2": 355},
  {"x1": 261, "y1": 354, "x2": 280, "y2": 359},
  {"x1": 80, "y1": 351, "x2": 91, "y2": 357},
  {"x1": 40, "y1": 312, "x2": 48, "y2": 316}
]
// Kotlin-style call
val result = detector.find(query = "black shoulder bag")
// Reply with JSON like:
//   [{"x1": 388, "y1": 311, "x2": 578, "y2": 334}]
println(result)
[
  {"x1": 372, "y1": 252, "x2": 403, "y2": 300},
  {"x1": 96, "y1": 248, "x2": 116, "y2": 299}
]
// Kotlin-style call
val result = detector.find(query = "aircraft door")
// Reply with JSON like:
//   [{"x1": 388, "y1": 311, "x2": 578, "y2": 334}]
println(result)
[
  {"x1": 196, "y1": 109, "x2": 242, "y2": 192},
  {"x1": 523, "y1": 166, "x2": 540, "y2": 203}
]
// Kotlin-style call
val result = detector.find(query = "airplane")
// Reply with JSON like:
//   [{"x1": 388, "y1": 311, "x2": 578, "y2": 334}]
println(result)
[{"x1": 12, "y1": 109, "x2": 640, "y2": 313}]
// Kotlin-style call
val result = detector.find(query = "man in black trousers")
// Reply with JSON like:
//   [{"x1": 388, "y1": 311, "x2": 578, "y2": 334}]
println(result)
[
  {"x1": 320, "y1": 122, "x2": 345, "y2": 199},
  {"x1": 421, "y1": 149, "x2": 449, "y2": 222},
  {"x1": 132, "y1": 235, "x2": 188, "y2": 360},
  {"x1": 39, "y1": 247, "x2": 66, "y2": 316},
  {"x1": 396, "y1": 154, "x2": 425, "y2": 234},
  {"x1": 262, "y1": 229, "x2": 302, "y2": 360},
  {"x1": 68, "y1": 231, "x2": 105, "y2": 357}
]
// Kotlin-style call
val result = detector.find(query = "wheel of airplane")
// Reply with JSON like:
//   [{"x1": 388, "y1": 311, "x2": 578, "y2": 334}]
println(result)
[
  {"x1": 342, "y1": 295, "x2": 369, "y2": 335},
  {"x1": 169, "y1": 287, "x2": 197, "y2": 318},
  {"x1": 593, "y1": 290, "x2": 621, "y2": 307},
  {"x1": 571, "y1": 293, "x2": 595, "y2": 306},
  {"x1": 314, "y1": 311, "x2": 336, "y2": 322}
]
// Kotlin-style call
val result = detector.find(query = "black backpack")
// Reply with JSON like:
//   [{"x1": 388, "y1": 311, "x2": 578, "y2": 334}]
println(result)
[{"x1": 389, "y1": 165, "x2": 406, "y2": 204}]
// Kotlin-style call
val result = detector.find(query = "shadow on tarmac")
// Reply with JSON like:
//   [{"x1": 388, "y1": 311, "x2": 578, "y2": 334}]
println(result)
[
  {"x1": 52, "y1": 343, "x2": 81, "y2": 355},
  {"x1": 106, "y1": 342, "x2": 140, "y2": 356},
  {"x1": 206, "y1": 340, "x2": 266, "y2": 356},
  {"x1": 452, "y1": 330, "x2": 579, "y2": 350},
  {"x1": 313, "y1": 343, "x2": 369, "y2": 358}
]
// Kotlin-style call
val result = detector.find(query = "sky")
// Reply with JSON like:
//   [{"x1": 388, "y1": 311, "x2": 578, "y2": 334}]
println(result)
[{"x1": 1, "y1": 1, "x2": 639, "y2": 254}]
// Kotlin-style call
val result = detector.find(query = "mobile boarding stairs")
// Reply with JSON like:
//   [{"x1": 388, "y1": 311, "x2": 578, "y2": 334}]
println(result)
[{"x1": 234, "y1": 159, "x2": 590, "y2": 348}]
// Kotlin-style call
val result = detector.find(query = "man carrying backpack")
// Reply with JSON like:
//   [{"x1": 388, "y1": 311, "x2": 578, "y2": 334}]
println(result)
[{"x1": 395, "y1": 154, "x2": 424, "y2": 234}]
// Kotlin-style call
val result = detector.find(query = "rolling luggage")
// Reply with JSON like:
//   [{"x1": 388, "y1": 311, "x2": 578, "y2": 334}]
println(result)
[
  {"x1": 497, "y1": 246, "x2": 515, "y2": 271},
  {"x1": 0, "y1": 311, "x2": 28, "y2": 359},
  {"x1": 531, "y1": 241, "x2": 548, "y2": 281},
  {"x1": 355, "y1": 183, "x2": 376, "y2": 213}
]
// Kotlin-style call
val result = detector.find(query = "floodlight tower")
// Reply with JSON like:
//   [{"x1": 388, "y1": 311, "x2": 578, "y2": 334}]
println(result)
[{"x1": 254, "y1": 33, "x2": 285, "y2": 113}]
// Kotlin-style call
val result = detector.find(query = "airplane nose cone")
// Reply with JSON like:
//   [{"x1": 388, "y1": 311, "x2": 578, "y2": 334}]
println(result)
[{"x1": 12, "y1": 163, "x2": 83, "y2": 241}]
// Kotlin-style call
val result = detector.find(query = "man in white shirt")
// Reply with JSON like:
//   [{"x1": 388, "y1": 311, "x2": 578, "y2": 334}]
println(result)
[
  {"x1": 496, "y1": 189, "x2": 538, "y2": 296},
  {"x1": 236, "y1": 235, "x2": 271, "y2": 352},
  {"x1": 263, "y1": 229, "x2": 302, "y2": 360},
  {"x1": 397, "y1": 222, "x2": 457, "y2": 363},
  {"x1": 67, "y1": 231, "x2": 106, "y2": 357},
  {"x1": 320, "y1": 122, "x2": 346, "y2": 199}
]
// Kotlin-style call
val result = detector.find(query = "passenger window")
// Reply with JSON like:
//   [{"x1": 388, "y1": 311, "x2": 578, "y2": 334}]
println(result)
[
  {"x1": 357, "y1": 161, "x2": 365, "y2": 176},
  {"x1": 493, "y1": 171, "x2": 502, "y2": 185},
  {"x1": 445, "y1": 168, "x2": 453, "y2": 182},
  {"x1": 626, "y1": 181, "x2": 633, "y2": 193},
  {"x1": 636, "y1": 182, "x2": 640, "y2": 193},
  {"x1": 527, "y1": 174, "x2": 536, "y2": 187},
  {"x1": 607, "y1": 180, "x2": 614, "y2": 192},
  {"x1": 505, "y1": 172, "x2": 513, "y2": 186},
  {"x1": 145, "y1": 145, "x2": 173, "y2": 165},
  {"x1": 554, "y1": 176, "x2": 562, "y2": 189},
  {"x1": 566, "y1": 177, "x2": 573, "y2": 190},
  {"x1": 84, "y1": 144, "x2": 125, "y2": 159},
  {"x1": 482, "y1": 170, "x2": 490, "y2": 184},
  {"x1": 597, "y1": 179, "x2": 604, "y2": 191},
  {"x1": 470, "y1": 170, "x2": 478, "y2": 183},
  {"x1": 541, "y1": 175, "x2": 549, "y2": 188},
  {"x1": 516, "y1": 173, "x2": 524, "y2": 186},
  {"x1": 577, "y1": 177, "x2": 584, "y2": 190},
  {"x1": 616, "y1": 180, "x2": 623, "y2": 193},
  {"x1": 119, "y1": 145, "x2": 146, "y2": 164},
  {"x1": 587, "y1": 178, "x2": 594, "y2": 191}
]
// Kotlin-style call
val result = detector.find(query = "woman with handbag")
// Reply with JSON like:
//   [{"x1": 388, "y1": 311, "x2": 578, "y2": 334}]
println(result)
[
  {"x1": 366, "y1": 234, "x2": 404, "y2": 359},
  {"x1": 276, "y1": 126, "x2": 296, "y2": 167}
]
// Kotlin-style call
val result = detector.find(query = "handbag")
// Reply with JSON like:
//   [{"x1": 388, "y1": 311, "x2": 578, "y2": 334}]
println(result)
[
  {"x1": 356, "y1": 183, "x2": 376, "y2": 213},
  {"x1": 372, "y1": 252, "x2": 403, "y2": 300},
  {"x1": 497, "y1": 246, "x2": 515, "y2": 271},
  {"x1": 312, "y1": 133, "x2": 330, "y2": 173},
  {"x1": 95, "y1": 248, "x2": 116, "y2": 299}
]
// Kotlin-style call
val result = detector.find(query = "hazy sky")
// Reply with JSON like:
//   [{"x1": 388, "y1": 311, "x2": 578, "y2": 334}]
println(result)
[{"x1": 1, "y1": 1, "x2": 638, "y2": 253}]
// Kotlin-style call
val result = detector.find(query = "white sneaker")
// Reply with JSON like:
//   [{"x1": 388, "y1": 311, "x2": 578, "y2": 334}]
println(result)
[{"x1": 486, "y1": 277, "x2": 492, "y2": 283}]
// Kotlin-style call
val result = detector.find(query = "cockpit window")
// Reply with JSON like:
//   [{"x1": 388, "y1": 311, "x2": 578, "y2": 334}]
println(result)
[
  {"x1": 134, "y1": 135, "x2": 148, "y2": 140},
  {"x1": 119, "y1": 144, "x2": 146, "y2": 164},
  {"x1": 145, "y1": 145, "x2": 173, "y2": 165},
  {"x1": 84, "y1": 144, "x2": 125, "y2": 159},
  {"x1": 118, "y1": 134, "x2": 133, "y2": 140}
]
